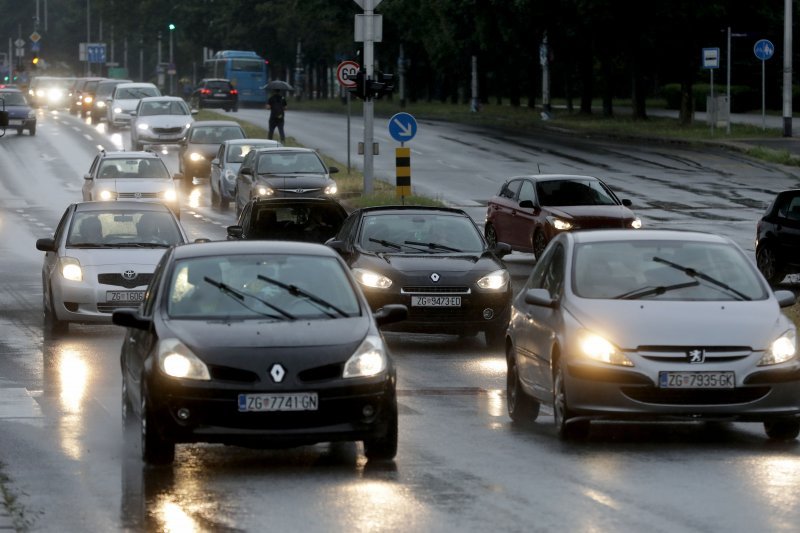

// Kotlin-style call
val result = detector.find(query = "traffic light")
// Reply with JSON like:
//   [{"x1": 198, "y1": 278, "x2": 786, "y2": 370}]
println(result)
[
  {"x1": 31, "y1": 53, "x2": 39, "y2": 68},
  {"x1": 369, "y1": 71, "x2": 395, "y2": 99},
  {"x1": 348, "y1": 69, "x2": 367, "y2": 100}
]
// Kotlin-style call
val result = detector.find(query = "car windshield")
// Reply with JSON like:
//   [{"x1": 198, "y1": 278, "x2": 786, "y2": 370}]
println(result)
[
  {"x1": 190, "y1": 126, "x2": 244, "y2": 144},
  {"x1": 572, "y1": 240, "x2": 768, "y2": 301},
  {"x1": 166, "y1": 254, "x2": 361, "y2": 320},
  {"x1": 256, "y1": 152, "x2": 325, "y2": 174},
  {"x1": 0, "y1": 92, "x2": 27, "y2": 105},
  {"x1": 359, "y1": 213, "x2": 485, "y2": 254},
  {"x1": 139, "y1": 100, "x2": 189, "y2": 116},
  {"x1": 115, "y1": 87, "x2": 159, "y2": 99},
  {"x1": 66, "y1": 210, "x2": 183, "y2": 247},
  {"x1": 536, "y1": 179, "x2": 617, "y2": 206},
  {"x1": 98, "y1": 158, "x2": 170, "y2": 180},
  {"x1": 227, "y1": 143, "x2": 278, "y2": 163},
  {"x1": 248, "y1": 203, "x2": 346, "y2": 242}
]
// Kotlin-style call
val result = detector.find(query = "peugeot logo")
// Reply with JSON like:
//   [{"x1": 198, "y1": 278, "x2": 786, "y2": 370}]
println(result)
[
  {"x1": 270, "y1": 363, "x2": 286, "y2": 383},
  {"x1": 430, "y1": 272, "x2": 440, "y2": 283},
  {"x1": 122, "y1": 269, "x2": 137, "y2": 280},
  {"x1": 687, "y1": 349, "x2": 705, "y2": 364}
]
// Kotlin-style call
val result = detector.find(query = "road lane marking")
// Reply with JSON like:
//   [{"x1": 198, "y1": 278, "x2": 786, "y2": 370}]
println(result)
[
  {"x1": 83, "y1": 134, "x2": 93, "y2": 141},
  {"x1": 0, "y1": 388, "x2": 43, "y2": 420}
]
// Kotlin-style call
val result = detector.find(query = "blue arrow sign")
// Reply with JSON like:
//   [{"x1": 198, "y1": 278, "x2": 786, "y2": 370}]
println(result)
[
  {"x1": 31, "y1": 42, "x2": 40, "y2": 52},
  {"x1": 388, "y1": 112, "x2": 417, "y2": 143},
  {"x1": 88, "y1": 44, "x2": 106, "y2": 64},
  {"x1": 754, "y1": 39, "x2": 774, "y2": 61}
]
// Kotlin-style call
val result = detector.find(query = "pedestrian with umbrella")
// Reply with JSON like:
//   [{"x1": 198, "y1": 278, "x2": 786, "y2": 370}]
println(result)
[{"x1": 261, "y1": 80, "x2": 293, "y2": 144}]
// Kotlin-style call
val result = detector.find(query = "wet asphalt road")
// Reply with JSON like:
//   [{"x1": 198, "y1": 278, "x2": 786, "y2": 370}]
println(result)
[{"x1": 1, "y1": 108, "x2": 800, "y2": 531}]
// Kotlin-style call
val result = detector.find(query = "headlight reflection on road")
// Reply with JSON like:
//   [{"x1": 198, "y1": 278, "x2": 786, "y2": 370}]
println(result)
[
  {"x1": 753, "y1": 457, "x2": 800, "y2": 512},
  {"x1": 343, "y1": 481, "x2": 417, "y2": 531},
  {"x1": 156, "y1": 500, "x2": 198, "y2": 532},
  {"x1": 188, "y1": 189, "x2": 201, "y2": 209},
  {"x1": 111, "y1": 133, "x2": 124, "y2": 150},
  {"x1": 53, "y1": 347, "x2": 90, "y2": 461}
]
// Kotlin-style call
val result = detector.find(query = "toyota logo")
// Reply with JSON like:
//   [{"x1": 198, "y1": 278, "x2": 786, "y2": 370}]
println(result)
[
  {"x1": 430, "y1": 273, "x2": 440, "y2": 282},
  {"x1": 122, "y1": 269, "x2": 137, "y2": 280}
]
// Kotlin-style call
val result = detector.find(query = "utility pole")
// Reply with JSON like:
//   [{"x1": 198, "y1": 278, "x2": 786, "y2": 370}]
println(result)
[
  {"x1": 86, "y1": 0, "x2": 90, "y2": 75},
  {"x1": 294, "y1": 41, "x2": 303, "y2": 100},
  {"x1": 783, "y1": 0, "x2": 793, "y2": 137},
  {"x1": 540, "y1": 32, "x2": 551, "y2": 119},
  {"x1": 398, "y1": 43, "x2": 406, "y2": 108},
  {"x1": 354, "y1": 0, "x2": 382, "y2": 194}
]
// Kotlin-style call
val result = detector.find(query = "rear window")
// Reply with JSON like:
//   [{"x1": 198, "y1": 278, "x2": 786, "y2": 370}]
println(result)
[{"x1": 206, "y1": 81, "x2": 232, "y2": 90}]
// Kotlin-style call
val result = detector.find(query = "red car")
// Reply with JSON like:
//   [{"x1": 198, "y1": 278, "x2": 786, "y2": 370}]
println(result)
[{"x1": 484, "y1": 174, "x2": 641, "y2": 258}]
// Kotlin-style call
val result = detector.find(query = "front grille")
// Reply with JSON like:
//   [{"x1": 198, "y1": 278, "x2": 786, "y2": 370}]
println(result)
[
  {"x1": 401, "y1": 286, "x2": 471, "y2": 294},
  {"x1": 97, "y1": 302, "x2": 139, "y2": 313},
  {"x1": 118, "y1": 192, "x2": 159, "y2": 199},
  {"x1": 98, "y1": 273, "x2": 152, "y2": 289},
  {"x1": 621, "y1": 386, "x2": 770, "y2": 405},
  {"x1": 209, "y1": 365, "x2": 260, "y2": 383},
  {"x1": 298, "y1": 363, "x2": 344, "y2": 383},
  {"x1": 276, "y1": 188, "x2": 322, "y2": 195},
  {"x1": 406, "y1": 307, "x2": 467, "y2": 321},
  {"x1": 153, "y1": 126, "x2": 183, "y2": 134},
  {"x1": 635, "y1": 346, "x2": 752, "y2": 363}
]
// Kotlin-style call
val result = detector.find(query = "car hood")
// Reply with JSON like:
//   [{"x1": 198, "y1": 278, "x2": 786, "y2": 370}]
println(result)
[
  {"x1": 112, "y1": 99, "x2": 140, "y2": 112},
  {"x1": 546, "y1": 205, "x2": 636, "y2": 227},
  {"x1": 63, "y1": 247, "x2": 170, "y2": 268},
  {"x1": 365, "y1": 253, "x2": 498, "y2": 274},
  {"x1": 3, "y1": 104, "x2": 33, "y2": 119},
  {"x1": 137, "y1": 115, "x2": 192, "y2": 127},
  {"x1": 256, "y1": 174, "x2": 333, "y2": 187},
  {"x1": 186, "y1": 143, "x2": 223, "y2": 157},
  {"x1": 564, "y1": 298, "x2": 789, "y2": 350},
  {"x1": 100, "y1": 179, "x2": 174, "y2": 192}
]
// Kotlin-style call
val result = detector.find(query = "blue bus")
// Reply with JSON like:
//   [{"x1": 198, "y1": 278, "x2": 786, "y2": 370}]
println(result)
[{"x1": 204, "y1": 50, "x2": 268, "y2": 106}]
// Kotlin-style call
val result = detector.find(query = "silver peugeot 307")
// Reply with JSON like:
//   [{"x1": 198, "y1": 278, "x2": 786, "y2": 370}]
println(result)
[
  {"x1": 35, "y1": 201, "x2": 188, "y2": 337},
  {"x1": 505, "y1": 229, "x2": 800, "y2": 440}
]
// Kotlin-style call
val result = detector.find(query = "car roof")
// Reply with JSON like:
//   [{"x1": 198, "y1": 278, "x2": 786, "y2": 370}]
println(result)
[
  {"x1": 139, "y1": 96, "x2": 186, "y2": 102},
  {"x1": 568, "y1": 229, "x2": 733, "y2": 245},
  {"x1": 357, "y1": 205, "x2": 471, "y2": 217},
  {"x1": 99, "y1": 150, "x2": 164, "y2": 160},
  {"x1": 189, "y1": 120, "x2": 242, "y2": 128},
  {"x1": 201, "y1": 78, "x2": 232, "y2": 83},
  {"x1": 172, "y1": 240, "x2": 340, "y2": 260},
  {"x1": 250, "y1": 146, "x2": 316, "y2": 155},
  {"x1": 512, "y1": 174, "x2": 602, "y2": 182},
  {"x1": 0, "y1": 88, "x2": 22, "y2": 94},
  {"x1": 72, "y1": 200, "x2": 174, "y2": 213},
  {"x1": 224, "y1": 138, "x2": 278, "y2": 146},
  {"x1": 250, "y1": 197, "x2": 346, "y2": 207},
  {"x1": 114, "y1": 82, "x2": 158, "y2": 89}
]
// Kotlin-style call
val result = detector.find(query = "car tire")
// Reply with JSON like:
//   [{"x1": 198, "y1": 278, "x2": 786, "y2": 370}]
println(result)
[
  {"x1": 210, "y1": 184, "x2": 220, "y2": 207},
  {"x1": 507, "y1": 352, "x2": 540, "y2": 425},
  {"x1": 363, "y1": 400, "x2": 398, "y2": 461},
  {"x1": 485, "y1": 223, "x2": 498, "y2": 248},
  {"x1": 29, "y1": 125, "x2": 36, "y2": 136},
  {"x1": 43, "y1": 286, "x2": 68, "y2": 338},
  {"x1": 232, "y1": 105, "x2": 239, "y2": 112},
  {"x1": 533, "y1": 230, "x2": 547, "y2": 261},
  {"x1": 756, "y1": 244, "x2": 786, "y2": 285},
  {"x1": 17, "y1": 128, "x2": 23, "y2": 134},
  {"x1": 553, "y1": 354, "x2": 589, "y2": 440},
  {"x1": 764, "y1": 419, "x2": 800, "y2": 440},
  {"x1": 141, "y1": 383, "x2": 175, "y2": 465}
]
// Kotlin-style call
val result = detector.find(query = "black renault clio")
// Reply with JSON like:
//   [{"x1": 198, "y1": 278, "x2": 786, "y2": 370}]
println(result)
[{"x1": 113, "y1": 240, "x2": 406, "y2": 465}]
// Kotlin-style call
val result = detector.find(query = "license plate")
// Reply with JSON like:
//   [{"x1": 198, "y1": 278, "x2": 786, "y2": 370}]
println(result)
[
  {"x1": 238, "y1": 393, "x2": 318, "y2": 412},
  {"x1": 658, "y1": 371, "x2": 735, "y2": 389},
  {"x1": 8, "y1": 119, "x2": 22, "y2": 126},
  {"x1": 214, "y1": 93, "x2": 227, "y2": 98},
  {"x1": 411, "y1": 295, "x2": 461, "y2": 307},
  {"x1": 106, "y1": 291, "x2": 145, "y2": 303}
]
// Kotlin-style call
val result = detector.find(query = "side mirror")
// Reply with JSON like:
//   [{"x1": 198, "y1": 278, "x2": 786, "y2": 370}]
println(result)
[
  {"x1": 519, "y1": 199, "x2": 534, "y2": 209},
  {"x1": 240, "y1": 167, "x2": 252, "y2": 176},
  {"x1": 0, "y1": 110, "x2": 8, "y2": 128},
  {"x1": 191, "y1": 109, "x2": 199, "y2": 115},
  {"x1": 774, "y1": 289, "x2": 797, "y2": 308},
  {"x1": 172, "y1": 173, "x2": 183, "y2": 181},
  {"x1": 524, "y1": 288, "x2": 557, "y2": 308},
  {"x1": 129, "y1": 110, "x2": 137, "y2": 116},
  {"x1": 211, "y1": 158, "x2": 219, "y2": 166},
  {"x1": 227, "y1": 226, "x2": 244, "y2": 239},
  {"x1": 112, "y1": 308, "x2": 152, "y2": 331},
  {"x1": 374, "y1": 304, "x2": 408, "y2": 327},
  {"x1": 84, "y1": 173, "x2": 93, "y2": 180},
  {"x1": 492, "y1": 242, "x2": 512, "y2": 258},
  {"x1": 35, "y1": 237, "x2": 56, "y2": 252},
  {"x1": 328, "y1": 166, "x2": 340, "y2": 174},
  {"x1": 622, "y1": 199, "x2": 632, "y2": 207}
]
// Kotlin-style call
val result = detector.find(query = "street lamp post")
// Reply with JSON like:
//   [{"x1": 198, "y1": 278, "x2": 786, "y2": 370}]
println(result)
[{"x1": 169, "y1": 23, "x2": 175, "y2": 96}]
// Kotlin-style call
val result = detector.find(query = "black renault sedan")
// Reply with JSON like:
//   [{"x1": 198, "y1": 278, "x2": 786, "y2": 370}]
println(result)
[
  {"x1": 113, "y1": 240, "x2": 406, "y2": 465},
  {"x1": 327, "y1": 206, "x2": 513, "y2": 347}
]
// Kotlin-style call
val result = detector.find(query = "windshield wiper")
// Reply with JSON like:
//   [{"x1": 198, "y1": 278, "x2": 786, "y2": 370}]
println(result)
[
  {"x1": 112, "y1": 242, "x2": 171, "y2": 248},
  {"x1": 367, "y1": 238, "x2": 431, "y2": 253},
  {"x1": 203, "y1": 276, "x2": 295, "y2": 320},
  {"x1": 68, "y1": 242, "x2": 117, "y2": 248},
  {"x1": 257, "y1": 274, "x2": 349, "y2": 318},
  {"x1": 404, "y1": 240, "x2": 462, "y2": 252},
  {"x1": 613, "y1": 281, "x2": 700, "y2": 300},
  {"x1": 652, "y1": 256, "x2": 752, "y2": 301}
]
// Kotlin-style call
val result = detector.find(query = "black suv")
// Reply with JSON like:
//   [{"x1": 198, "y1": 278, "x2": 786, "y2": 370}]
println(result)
[
  {"x1": 190, "y1": 78, "x2": 238, "y2": 112},
  {"x1": 756, "y1": 189, "x2": 800, "y2": 284},
  {"x1": 227, "y1": 197, "x2": 348, "y2": 243}
]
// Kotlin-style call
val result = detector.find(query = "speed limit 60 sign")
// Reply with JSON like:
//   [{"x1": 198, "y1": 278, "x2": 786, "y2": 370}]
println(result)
[{"x1": 337, "y1": 60, "x2": 360, "y2": 88}]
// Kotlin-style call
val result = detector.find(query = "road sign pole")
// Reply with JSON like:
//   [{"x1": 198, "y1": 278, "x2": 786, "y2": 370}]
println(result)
[
  {"x1": 396, "y1": 146, "x2": 410, "y2": 203},
  {"x1": 784, "y1": 0, "x2": 793, "y2": 137},
  {"x1": 347, "y1": 91, "x2": 351, "y2": 174},
  {"x1": 710, "y1": 68, "x2": 715, "y2": 134},
  {"x1": 762, "y1": 59, "x2": 766, "y2": 131},
  {"x1": 727, "y1": 27, "x2": 731, "y2": 135},
  {"x1": 362, "y1": 0, "x2": 376, "y2": 195}
]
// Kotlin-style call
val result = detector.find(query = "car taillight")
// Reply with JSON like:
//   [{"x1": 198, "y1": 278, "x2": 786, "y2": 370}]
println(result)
[
  {"x1": 200, "y1": 89, "x2": 211, "y2": 95},
  {"x1": 230, "y1": 89, "x2": 238, "y2": 95}
]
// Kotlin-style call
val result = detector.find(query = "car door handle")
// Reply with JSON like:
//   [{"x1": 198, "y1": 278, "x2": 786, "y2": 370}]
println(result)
[{"x1": 511, "y1": 210, "x2": 517, "y2": 216}]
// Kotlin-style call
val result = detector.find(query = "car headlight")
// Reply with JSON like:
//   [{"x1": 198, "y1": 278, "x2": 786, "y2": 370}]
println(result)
[
  {"x1": 760, "y1": 330, "x2": 797, "y2": 366},
  {"x1": 36, "y1": 89, "x2": 45, "y2": 97},
  {"x1": 84, "y1": 96, "x2": 93, "y2": 104},
  {"x1": 477, "y1": 269, "x2": 510, "y2": 290},
  {"x1": 157, "y1": 338, "x2": 211, "y2": 380},
  {"x1": 548, "y1": 216, "x2": 573, "y2": 231},
  {"x1": 98, "y1": 190, "x2": 116, "y2": 201},
  {"x1": 353, "y1": 268, "x2": 392, "y2": 289},
  {"x1": 113, "y1": 107, "x2": 123, "y2": 114},
  {"x1": 27, "y1": 110, "x2": 36, "y2": 119},
  {"x1": 189, "y1": 152, "x2": 205, "y2": 162},
  {"x1": 578, "y1": 331, "x2": 633, "y2": 367},
  {"x1": 96, "y1": 100, "x2": 106, "y2": 108},
  {"x1": 184, "y1": 123, "x2": 192, "y2": 130},
  {"x1": 162, "y1": 189, "x2": 178, "y2": 202},
  {"x1": 59, "y1": 257, "x2": 83, "y2": 282},
  {"x1": 343, "y1": 335, "x2": 387, "y2": 378},
  {"x1": 137, "y1": 122, "x2": 150, "y2": 130},
  {"x1": 631, "y1": 218, "x2": 642, "y2": 229},
  {"x1": 324, "y1": 183, "x2": 338, "y2": 195},
  {"x1": 257, "y1": 186, "x2": 274, "y2": 196}
]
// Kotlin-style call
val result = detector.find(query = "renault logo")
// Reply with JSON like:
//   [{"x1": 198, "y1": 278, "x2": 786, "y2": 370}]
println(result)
[
  {"x1": 270, "y1": 363, "x2": 286, "y2": 383},
  {"x1": 687, "y1": 349, "x2": 705, "y2": 364},
  {"x1": 122, "y1": 269, "x2": 137, "y2": 280},
  {"x1": 430, "y1": 273, "x2": 440, "y2": 283}
]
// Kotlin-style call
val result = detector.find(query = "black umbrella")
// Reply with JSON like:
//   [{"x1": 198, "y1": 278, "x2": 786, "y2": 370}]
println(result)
[{"x1": 261, "y1": 80, "x2": 295, "y2": 91}]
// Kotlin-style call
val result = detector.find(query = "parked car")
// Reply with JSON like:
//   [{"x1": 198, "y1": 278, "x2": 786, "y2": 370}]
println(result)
[
  {"x1": 485, "y1": 174, "x2": 641, "y2": 259},
  {"x1": 81, "y1": 150, "x2": 181, "y2": 218},
  {"x1": 0, "y1": 88, "x2": 36, "y2": 135},
  {"x1": 505, "y1": 229, "x2": 800, "y2": 440},
  {"x1": 210, "y1": 139, "x2": 282, "y2": 209},
  {"x1": 35, "y1": 201, "x2": 188, "y2": 337},
  {"x1": 234, "y1": 147, "x2": 339, "y2": 216},
  {"x1": 113, "y1": 240, "x2": 407, "y2": 464},
  {"x1": 756, "y1": 189, "x2": 800, "y2": 284},
  {"x1": 227, "y1": 197, "x2": 348, "y2": 243},
  {"x1": 90, "y1": 78, "x2": 132, "y2": 121},
  {"x1": 106, "y1": 82, "x2": 161, "y2": 130},
  {"x1": 327, "y1": 205, "x2": 513, "y2": 347},
  {"x1": 129, "y1": 96, "x2": 195, "y2": 151},
  {"x1": 190, "y1": 78, "x2": 238, "y2": 111},
  {"x1": 177, "y1": 120, "x2": 247, "y2": 189}
]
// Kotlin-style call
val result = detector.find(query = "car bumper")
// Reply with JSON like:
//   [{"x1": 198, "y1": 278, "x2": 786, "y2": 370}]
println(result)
[
  {"x1": 111, "y1": 112, "x2": 132, "y2": 126},
  {"x1": 199, "y1": 97, "x2": 236, "y2": 108},
  {"x1": 137, "y1": 131, "x2": 186, "y2": 144},
  {"x1": 145, "y1": 373, "x2": 396, "y2": 446},
  {"x1": 6, "y1": 118, "x2": 35, "y2": 129},
  {"x1": 183, "y1": 160, "x2": 212, "y2": 179},
  {"x1": 52, "y1": 278, "x2": 149, "y2": 323}
]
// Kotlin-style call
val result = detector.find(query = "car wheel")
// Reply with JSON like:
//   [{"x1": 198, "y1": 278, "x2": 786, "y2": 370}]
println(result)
[
  {"x1": 29, "y1": 124, "x2": 36, "y2": 136},
  {"x1": 764, "y1": 419, "x2": 800, "y2": 440},
  {"x1": 43, "y1": 286, "x2": 68, "y2": 338},
  {"x1": 141, "y1": 383, "x2": 175, "y2": 465},
  {"x1": 756, "y1": 244, "x2": 786, "y2": 285},
  {"x1": 17, "y1": 128, "x2": 23, "y2": 134},
  {"x1": 210, "y1": 184, "x2": 220, "y2": 207},
  {"x1": 484, "y1": 327, "x2": 505, "y2": 349},
  {"x1": 507, "y1": 351, "x2": 540, "y2": 425},
  {"x1": 219, "y1": 192, "x2": 229, "y2": 210},
  {"x1": 363, "y1": 400, "x2": 398, "y2": 461},
  {"x1": 485, "y1": 223, "x2": 498, "y2": 248},
  {"x1": 553, "y1": 354, "x2": 589, "y2": 440},
  {"x1": 533, "y1": 230, "x2": 547, "y2": 260},
  {"x1": 121, "y1": 375, "x2": 136, "y2": 431},
  {"x1": 232, "y1": 105, "x2": 239, "y2": 112},
  {"x1": 223, "y1": 107, "x2": 231, "y2": 112}
]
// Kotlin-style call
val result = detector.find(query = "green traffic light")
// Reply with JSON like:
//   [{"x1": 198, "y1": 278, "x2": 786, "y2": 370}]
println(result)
[{"x1": 168, "y1": 24, "x2": 176, "y2": 30}]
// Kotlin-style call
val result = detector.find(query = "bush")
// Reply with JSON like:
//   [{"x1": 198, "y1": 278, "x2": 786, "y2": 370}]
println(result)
[{"x1": 659, "y1": 83, "x2": 757, "y2": 112}]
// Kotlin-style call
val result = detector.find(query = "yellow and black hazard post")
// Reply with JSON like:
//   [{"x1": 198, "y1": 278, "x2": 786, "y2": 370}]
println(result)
[{"x1": 396, "y1": 147, "x2": 411, "y2": 202}]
